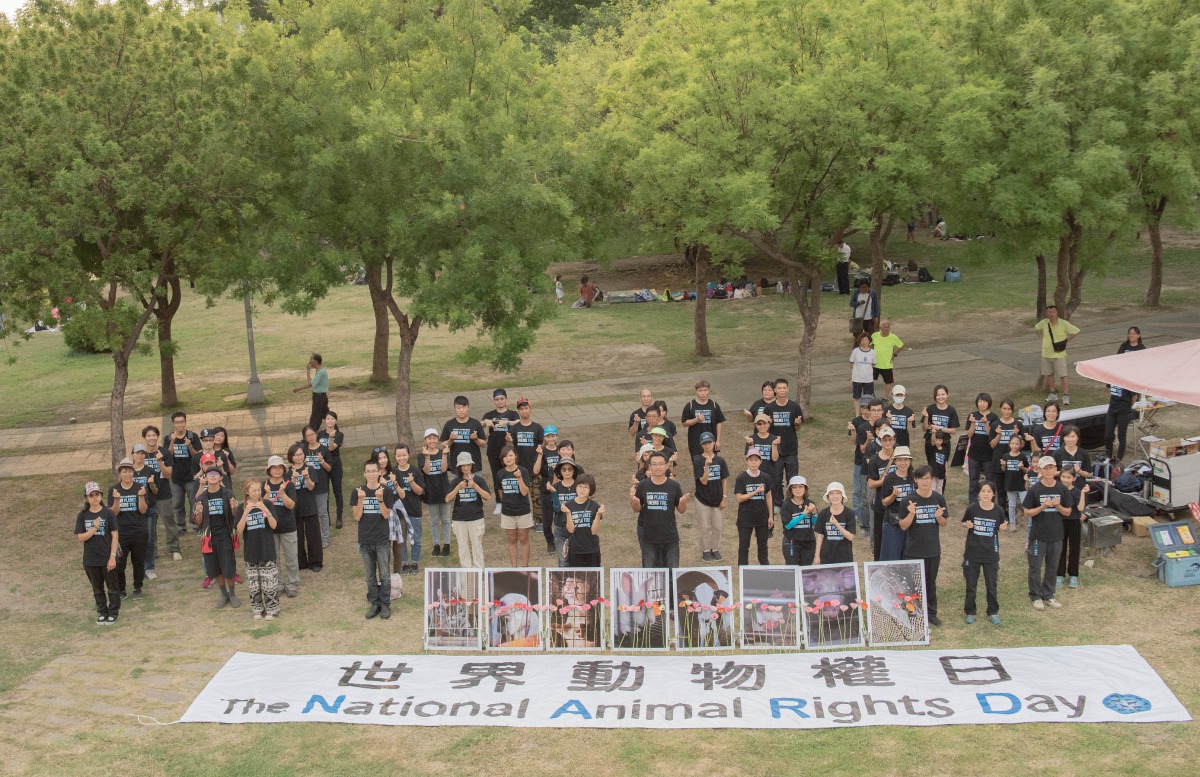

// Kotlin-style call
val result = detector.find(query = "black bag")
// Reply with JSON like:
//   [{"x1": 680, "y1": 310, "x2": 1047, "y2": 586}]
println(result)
[
  {"x1": 916, "y1": 267, "x2": 933, "y2": 283},
  {"x1": 1049, "y1": 327, "x2": 1067, "y2": 352},
  {"x1": 882, "y1": 272, "x2": 901, "y2": 286}
]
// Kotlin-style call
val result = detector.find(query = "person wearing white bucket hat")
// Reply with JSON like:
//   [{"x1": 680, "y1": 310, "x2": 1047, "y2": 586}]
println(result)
[
  {"x1": 815, "y1": 482, "x2": 855, "y2": 564},
  {"x1": 446, "y1": 452, "x2": 492, "y2": 568},
  {"x1": 263, "y1": 455, "x2": 300, "y2": 598},
  {"x1": 879, "y1": 446, "x2": 917, "y2": 562}
]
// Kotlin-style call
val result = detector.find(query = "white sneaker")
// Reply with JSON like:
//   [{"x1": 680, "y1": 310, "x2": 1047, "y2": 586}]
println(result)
[
  {"x1": 1045, "y1": 392, "x2": 1058, "y2": 402},
  {"x1": 1047, "y1": 598, "x2": 1063, "y2": 609},
  {"x1": 145, "y1": 570, "x2": 158, "y2": 580},
  {"x1": 493, "y1": 504, "x2": 502, "y2": 516},
  {"x1": 1032, "y1": 599, "x2": 1046, "y2": 611},
  {"x1": 1062, "y1": 395, "x2": 1070, "y2": 406},
  {"x1": 172, "y1": 551, "x2": 183, "y2": 561}
]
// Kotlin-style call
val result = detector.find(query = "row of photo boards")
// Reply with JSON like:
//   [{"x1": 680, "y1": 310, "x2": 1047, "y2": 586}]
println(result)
[{"x1": 424, "y1": 562, "x2": 930, "y2": 652}]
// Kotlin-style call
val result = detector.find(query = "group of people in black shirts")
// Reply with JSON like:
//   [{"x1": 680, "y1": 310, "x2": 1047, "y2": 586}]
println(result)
[{"x1": 78, "y1": 327, "x2": 1146, "y2": 628}]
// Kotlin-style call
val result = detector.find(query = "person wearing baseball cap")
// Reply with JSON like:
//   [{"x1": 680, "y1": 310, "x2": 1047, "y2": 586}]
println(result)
[
  {"x1": 129, "y1": 443, "x2": 161, "y2": 581},
  {"x1": 1022, "y1": 455, "x2": 1073, "y2": 611},
  {"x1": 109, "y1": 457, "x2": 149, "y2": 602},
  {"x1": 77, "y1": 480, "x2": 121, "y2": 624},
  {"x1": 745, "y1": 412, "x2": 782, "y2": 507},
  {"x1": 536, "y1": 427, "x2": 563, "y2": 555},
  {"x1": 692, "y1": 431, "x2": 729, "y2": 562},
  {"x1": 864, "y1": 423, "x2": 897, "y2": 555},
  {"x1": 815, "y1": 482, "x2": 856, "y2": 564},
  {"x1": 879, "y1": 446, "x2": 917, "y2": 562},
  {"x1": 781, "y1": 476, "x2": 818, "y2": 566},
  {"x1": 263, "y1": 455, "x2": 300, "y2": 598},
  {"x1": 735, "y1": 450, "x2": 773, "y2": 565},
  {"x1": 198, "y1": 463, "x2": 242, "y2": 609},
  {"x1": 886, "y1": 385, "x2": 915, "y2": 448},
  {"x1": 418, "y1": 429, "x2": 452, "y2": 558}
]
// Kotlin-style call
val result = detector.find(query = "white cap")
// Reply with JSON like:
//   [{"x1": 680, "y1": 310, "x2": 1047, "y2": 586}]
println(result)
[
  {"x1": 265, "y1": 455, "x2": 286, "y2": 472},
  {"x1": 892, "y1": 385, "x2": 906, "y2": 396},
  {"x1": 1038, "y1": 455, "x2": 1058, "y2": 469},
  {"x1": 423, "y1": 428, "x2": 439, "y2": 439},
  {"x1": 877, "y1": 426, "x2": 896, "y2": 437},
  {"x1": 638, "y1": 443, "x2": 655, "y2": 454},
  {"x1": 788, "y1": 475, "x2": 808, "y2": 488}
]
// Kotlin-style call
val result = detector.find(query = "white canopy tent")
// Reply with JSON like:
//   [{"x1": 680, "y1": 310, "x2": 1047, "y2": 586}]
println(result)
[{"x1": 1076, "y1": 339, "x2": 1200, "y2": 408}]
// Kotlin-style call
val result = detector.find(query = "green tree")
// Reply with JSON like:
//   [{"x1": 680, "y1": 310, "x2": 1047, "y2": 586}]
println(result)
[
  {"x1": 0, "y1": 0, "x2": 301, "y2": 465},
  {"x1": 600, "y1": 0, "x2": 942, "y2": 409},
  {"x1": 1126, "y1": 0, "x2": 1200, "y2": 306},
  {"x1": 939, "y1": 0, "x2": 1137, "y2": 320},
  {"x1": 254, "y1": 0, "x2": 577, "y2": 442}
]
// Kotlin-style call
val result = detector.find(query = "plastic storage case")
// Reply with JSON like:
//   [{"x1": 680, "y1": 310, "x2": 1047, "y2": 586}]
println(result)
[{"x1": 1149, "y1": 521, "x2": 1200, "y2": 588}]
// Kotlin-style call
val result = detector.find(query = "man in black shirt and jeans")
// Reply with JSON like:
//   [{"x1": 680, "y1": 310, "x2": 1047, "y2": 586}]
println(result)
[
  {"x1": 630, "y1": 452, "x2": 690, "y2": 568},
  {"x1": 768, "y1": 378, "x2": 804, "y2": 510},
  {"x1": 166, "y1": 411, "x2": 201, "y2": 534}
]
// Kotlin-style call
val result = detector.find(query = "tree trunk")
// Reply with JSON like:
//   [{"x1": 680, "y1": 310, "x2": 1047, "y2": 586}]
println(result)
[
  {"x1": 868, "y1": 212, "x2": 894, "y2": 298},
  {"x1": 109, "y1": 306, "x2": 157, "y2": 469},
  {"x1": 1035, "y1": 253, "x2": 1047, "y2": 320},
  {"x1": 154, "y1": 275, "x2": 182, "y2": 408},
  {"x1": 689, "y1": 243, "x2": 712, "y2": 357},
  {"x1": 1052, "y1": 212, "x2": 1084, "y2": 318},
  {"x1": 382, "y1": 257, "x2": 423, "y2": 447},
  {"x1": 785, "y1": 265, "x2": 822, "y2": 415},
  {"x1": 1144, "y1": 196, "x2": 1167, "y2": 307},
  {"x1": 365, "y1": 261, "x2": 392, "y2": 384}
]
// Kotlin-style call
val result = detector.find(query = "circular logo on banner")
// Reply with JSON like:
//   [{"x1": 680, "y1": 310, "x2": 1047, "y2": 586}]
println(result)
[{"x1": 1102, "y1": 693, "x2": 1152, "y2": 715}]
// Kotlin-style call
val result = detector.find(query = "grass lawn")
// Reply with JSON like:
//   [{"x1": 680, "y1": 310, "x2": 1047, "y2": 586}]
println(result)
[
  {"x1": 2, "y1": 227, "x2": 1197, "y2": 430},
  {"x1": 1, "y1": 402, "x2": 1196, "y2": 776}
]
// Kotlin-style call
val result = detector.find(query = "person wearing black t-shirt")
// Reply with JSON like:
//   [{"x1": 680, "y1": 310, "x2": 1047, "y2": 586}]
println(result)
[
  {"x1": 510, "y1": 399, "x2": 544, "y2": 530},
  {"x1": 263, "y1": 456, "x2": 299, "y2": 598},
  {"x1": 77, "y1": 481, "x2": 120, "y2": 624},
  {"x1": 482, "y1": 388, "x2": 521, "y2": 511},
  {"x1": 1029, "y1": 402, "x2": 1064, "y2": 455},
  {"x1": 743, "y1": 380, "x2": 776, "y2": 424},
  {"x1": 564, "y1": 474, "x2": 604, "y2": 567},
  {"x1": 237, "y1": 482, "x2": 280, "y2": 620},
  {"x1": 747, "y1": 413, "x2": 783, "y2": 506},
  {"x1": 767, "y1": 379, "x2": 805, "y2": 508},
  {"x1": 780, "y1": 476, "x2": 818, "y2": 566},
  {"x1": 442, "y1": 395, "x2": 487, "y2": 474},
  {"x1": 815, "y1": 483, "x2": 856, "y2": 565},
  {"x1": 198, "y1": 466, "x2": 241, "y2": 609},
  {"x1": 141, "y1": 425, "x2": 178, "y2": 565},
  {"x1": 167, "y1": 411, "x2": 201, "y2": 533},
  {"x1": 630, "y1": 452, "x2": 689, "y2": 569},
  {"x1": 998, "y1": 436, "x2": 1031, "y2": 533},
  {"x1": 301, "y1": 426, "x2": 333, "y2": 549},
  {"x1": 108, "y1": 458, "x2": 149, "y2": 600},
  {"x1": 628, "y1": 388, "x2": 655, "y2": 451},
  {"x1": 681, "y1": 379, "x2": 726, "y2": 463},
  {"x1": 921, "y1": 385, "x2": 960, "y2": 469},
  {"x1": 988, "y1": 399, "x2": 1024, "y2": 509},
  {"x1": 961, "y1": 482, "x2": 1007, "y2": 625},
  {"x1": 496, "y1": 446, "x2": 534, "y2": 566},
  {"x1": 851, "y1": 398, "x2": 883, "y2": 536},
  {"x1": 692, "y1": 432, "x2": 729, "y2": 562},
  {"x1": 866, "y1": 425, "x2": 898, "y2": 559},
  {"x1": 897, "y1": 466, "x2": 948, "y2": 626},
  {"x1": 534, "y1": 426, "x2": 563, "y2": 555},
  {"x1": 1104, "y1": 381, "x2": 1138, "y2": 462},
  {"x1": 879, "y1": 447, "x2": 916, "y2": 562},
  {"x1": 419, "y1": 430, "x2": 452, "y2": 558},
  {"x1": 885, "y1": 387, "x2": 915, "y2": 447},
  {"x1": 1022, "y1": 456, "x2": 1073, "y2": 609},
  {"x1": 965, "y1": 393, "x2": 1000, "y2": 505},
  {"x1": 446, "y1": 452, "x2": 493, "y2": 569},
  {"x1": 1055, "y1": 467, "x2": 1090, "y2": 590},
  {"x1": 287, "y1": 443, "x2": 322, "y2": 573},
  {"x1": 130, "y1": 444, "x2": 160, "y2": 580},
  {"x1": 319, "y1": 412, "x2": 345, "y2": 529},
  {"x1": 393, "y1": 444, "x2": 427, "y2": 575},
  {"x1": 352, "y1": 460, "x2": 396, "y2": 620},
  {"x1": 735, "y1": 452, "x2": 774, "y2": 565},
  {"x1": 1053, "y1": 427, "x2": 1091, "y2": 479},
  {"x1": 552, "y1": 457, "x2": 581, "y2": 567}
]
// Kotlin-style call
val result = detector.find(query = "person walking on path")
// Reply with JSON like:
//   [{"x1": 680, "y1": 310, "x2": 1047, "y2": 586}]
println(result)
[
  {"x1": 1034, "y1": 305, "x2": 1079, "y2": 405},
  {"x1": 870, "y1": 320, "x2": 904, "y2": 395},
  {"x1": 293, "y1": 353, "x2": 330, "y2": 431}
]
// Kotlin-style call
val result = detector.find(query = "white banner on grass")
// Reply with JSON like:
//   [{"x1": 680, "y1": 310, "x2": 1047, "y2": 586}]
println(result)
[{"x1": 179, "y1": 644, "x2": 1190, "y2": 729}]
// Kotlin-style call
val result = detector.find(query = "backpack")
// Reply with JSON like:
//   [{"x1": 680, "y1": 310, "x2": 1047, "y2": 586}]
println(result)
[
  {"x1": 1113, "y1": 472, "x2": 1142, "y2": 494},
  {"x1": 916, "y1": 266, "x2": 933, "y2": 283}
]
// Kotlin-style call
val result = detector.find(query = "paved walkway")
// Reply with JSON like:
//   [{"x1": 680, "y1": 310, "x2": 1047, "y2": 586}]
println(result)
[{"x1": 1, "y1": 308, "x2": 1196, "y2": 478}]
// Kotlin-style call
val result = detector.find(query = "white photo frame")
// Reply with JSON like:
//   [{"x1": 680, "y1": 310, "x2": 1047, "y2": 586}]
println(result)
[
  {"x1": 799, "y1": 563, "x2": 866, "y2": 650},
  {"x1": 672, "y1": 567, "x2": 735, "y2": 650},
  {"x1": 738, "y1": 565, "x2": 802, "y2": 650},
  {"x1": 609, "y1": 568, "x2": 670, "y2": 651},
  {"x1": 424, "y1": 568, "x2": 483, "y2": 650},
  {"x1": 484, "y1": 568, "x2": 544, "y2": 651},
  {"x1": 863, "y1": 560, "x2": 931, "y2": 646},
  {"x1": 544, "y1": 568, "x2": 606, "y2": 651}
]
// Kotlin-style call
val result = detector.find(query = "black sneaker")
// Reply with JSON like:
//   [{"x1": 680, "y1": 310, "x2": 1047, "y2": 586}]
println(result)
[
  {"x1": 546, "y1": 542, "x2": 556, "y2": 555},
  {"x1": 132, "y1": 589, "x2": 144, "y2": 600},
  {"x1": 701, "y1": 550, "x2": 713, "y2": 562},
  {"x1": 106, "y1": 614, "x2": 118, "y2": 624},
  {"x1": 96, "y1": 615, "x2": 107, "y2": 626},
  {"x1": 310, "y1": 565, "x2": 322, "y2": 573},
  {"x1": 928, "y1": 614, "x2": 942, "y2": 627},
  {"x1": 365, "y1": 605, "x2": 381, "y2": 619},
  {"x1": 120, "y1": 591, "x2": 128, "y2": 600},
  {"x1": 711, "y1": 550, "x2": 723, "y2": 561},
  {"x1": 335, "y1": 517, "x2": 343, "y2": 529},
  {"x1": 380, "y1": 605, "x2": 391, "y2": 619}
]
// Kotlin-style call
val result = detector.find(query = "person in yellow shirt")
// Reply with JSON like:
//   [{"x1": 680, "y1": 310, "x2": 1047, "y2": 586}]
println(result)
[
  {"x1": 1033, "y1": 305, "x2": 1080, "y2": 405},
  {"x1": 870, "y1": 320, "x2": 904, "y2": 395}
]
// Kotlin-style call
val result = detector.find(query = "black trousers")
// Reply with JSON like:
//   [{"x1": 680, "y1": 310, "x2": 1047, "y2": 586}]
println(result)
[
  {"x1": 782, "y1": 538, "x2": 815, "y2": 566},
  {"x1": 871, "y1": 506, "x2": 884, "y2": 561},
  {"x1": 85, "y1": 564, "x2": 120, "y2": 617},
  {"x1": 329, "y1": 460, "x2": 344, "y2": 519},
  {"x1": 778, "y1": 455, "x2": 799, "y2": 498},
  {"x1": 910, "y1": 555, "x2": 940, "y2": 617},
  {"x1": 738, "y1": 524, "x2": 770, "y2": 565},
  {"x1": 308, "y1": 392, "x2": 329, "y2": 433},
  {"x1": 1104, "y1": 410, "x2": 1134, "y2": 460},
  {"x1": 836, "y1": 261, "x2": 850, "y2": 294},
  {"x1": 296, "y1": 513, "x2": 324, "y2": 569},
  {"x1": 1057, "y1": 519, "x2": 1082, "y2": 577},
  {"x1": 116, "y1": 532, "x2": 147, "y2": 593},
  {"x1": 963, "y1": 559, "x2": 999, "y2": 616}
]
